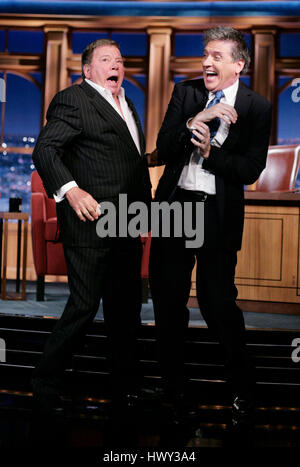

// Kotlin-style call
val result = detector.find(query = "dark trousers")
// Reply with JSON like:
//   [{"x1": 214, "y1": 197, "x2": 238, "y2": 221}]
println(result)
[
  {"x1": 149, "y1": 189, "x2": 254, "y2": 397},
  {"x1": 32, "y1": 236, "x2": 142, "y2": 397}
]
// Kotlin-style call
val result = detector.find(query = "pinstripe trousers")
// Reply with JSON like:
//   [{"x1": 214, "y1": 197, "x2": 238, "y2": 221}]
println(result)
[{"x1": 32, "y1": 236, "x2": 143, "y2": 398}]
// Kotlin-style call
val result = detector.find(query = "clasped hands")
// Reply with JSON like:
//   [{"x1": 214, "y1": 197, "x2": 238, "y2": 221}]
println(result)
[{"x1": 188, "y1": 102, "x2": 237, "y2": 159}]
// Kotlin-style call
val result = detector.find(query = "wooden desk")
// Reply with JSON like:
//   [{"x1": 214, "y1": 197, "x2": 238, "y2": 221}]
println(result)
[
  {"x1": 190, "y1": 192, "x2": 300, "y2": 305},
  {"x1": 0, "y1": 212, "x2": 29, "y2": 300},
  {"x1": 236, "y1": 192, "x2": 300, "y2": 304}
]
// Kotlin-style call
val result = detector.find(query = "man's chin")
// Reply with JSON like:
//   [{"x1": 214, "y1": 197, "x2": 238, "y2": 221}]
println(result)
[
  {"x1": 107, "y1": 84, "x2": 120, "y2": 96},
  {"x1": 204, "y1": 78, "x2": 219, "y2": 92}
]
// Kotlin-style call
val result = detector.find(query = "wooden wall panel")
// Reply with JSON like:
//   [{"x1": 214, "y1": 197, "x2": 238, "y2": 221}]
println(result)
[
  {"x1": 236, "y1": 205, "x2": 300, "y2": 303},
  {"x1": 253, "y1": 29, "x2": 277, "y2": 143},
  {"x1": 236, "y1": 217, "x2": 283, "y2": 281},
  {"x1": 146, "y1": 28, "x2": 171, "y2": 194},
  {"x1": 190, "y1": 205, "x2": 300, "y2": 304},
  {"x1": 43, "y1": 27, "x2": 69, "y2": 121}
]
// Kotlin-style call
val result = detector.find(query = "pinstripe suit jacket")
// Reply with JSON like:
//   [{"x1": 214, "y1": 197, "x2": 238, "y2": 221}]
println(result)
[{"x1": 32, "y1": 80, "x2": 152, "y2": 246}]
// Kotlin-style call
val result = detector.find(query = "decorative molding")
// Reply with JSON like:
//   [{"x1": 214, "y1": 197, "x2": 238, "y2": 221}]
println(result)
[
  {"x1": 0, "y1": 53, "x2": 43, "y2": 72},
  {"x1": 1, "y1": 1, "x2": 300, "y2": 18}
]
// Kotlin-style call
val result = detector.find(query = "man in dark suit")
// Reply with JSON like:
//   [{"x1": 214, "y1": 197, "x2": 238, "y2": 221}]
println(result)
[
  {"x1": 31, "y1": 39, "x2": 152, "y2": 411},
  {"x1": 149, "y1": 26, "x2": 272, "y2": 424}
]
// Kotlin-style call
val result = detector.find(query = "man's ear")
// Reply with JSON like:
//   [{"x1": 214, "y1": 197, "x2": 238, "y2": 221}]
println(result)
[
  {"x1": 83, "y1": 63, "x2": 90, "y2": 79},
  {"x1": 236, "y1": 59, "x2": 245, "y2": 74}
]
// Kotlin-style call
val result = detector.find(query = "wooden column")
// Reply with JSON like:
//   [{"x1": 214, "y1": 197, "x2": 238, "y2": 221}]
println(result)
[
  {"x1": 253, "y1": 29, "x2": 277, "y2": 144},
  {"x1": 146, "y1": 28, "x2": 171, "y2": 192},
  {"x1": 43, "y1": 27, "x2": 69, "y2": 121}
]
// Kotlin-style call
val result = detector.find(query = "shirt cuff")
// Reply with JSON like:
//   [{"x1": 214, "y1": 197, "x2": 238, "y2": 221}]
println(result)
[{"x1": 54, "y1": 181, "x2": 78, "y2": 203}]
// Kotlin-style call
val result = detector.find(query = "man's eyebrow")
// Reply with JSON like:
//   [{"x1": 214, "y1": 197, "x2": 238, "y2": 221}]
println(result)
[
  {"x1": 98, "y1": 54, "x2": 123, "y2": 59},
  {"x1": 203, "y1": 48, "x2": 223, "y2": 55}
]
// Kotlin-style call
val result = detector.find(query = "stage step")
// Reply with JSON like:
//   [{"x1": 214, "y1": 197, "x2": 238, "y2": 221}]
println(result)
[
  {"x1": 0, "y1": 388, "x2": 300, "y2": 449},
  {"x1": 0, "y1": 314, "x2": 300, "y2": 400},
  {"x1": 0, "y1": 314, "x2": 300, "y2": 448}
]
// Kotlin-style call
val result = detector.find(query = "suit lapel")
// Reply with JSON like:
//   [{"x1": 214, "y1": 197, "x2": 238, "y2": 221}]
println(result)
[
  {"x1": 222, "y1": 81, "x2": 252, "y2": 150},
  {"x1": 215, "y1": 81, "x2": 252, "y2": 227},
  {"x1": 80, "y1": 80, "x2": 141, "y2": 156},
  {"x1": 186, "y1": 80, "x2": 209, "y2": 118},
  {"x1": 126, "y1": 96, "x2": 145, "y2": 155},
  {"x1": 194, "y1": 82, "x2": 209, "y2": 111}
]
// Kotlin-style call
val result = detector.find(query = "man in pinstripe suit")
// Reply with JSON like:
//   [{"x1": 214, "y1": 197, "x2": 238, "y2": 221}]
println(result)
[{"x1": 31, "y1": 39, "x2": 152, "y2": 412}]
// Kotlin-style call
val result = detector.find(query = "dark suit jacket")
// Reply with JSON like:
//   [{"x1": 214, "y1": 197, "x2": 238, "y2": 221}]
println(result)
[
  {"x1": 155, "y1": 79, "x2": 272, "y2": 251},
  {"x1": 33, "y1": 80, "x2": 152, "y2": 247}
]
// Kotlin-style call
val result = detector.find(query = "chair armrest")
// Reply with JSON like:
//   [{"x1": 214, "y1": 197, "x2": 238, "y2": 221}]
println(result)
[
  {"x1": 141, "y1": 233, "x2": 152, "y2": 279},
  {"x1": 31, "y1": 192, "x2": 47, "y2": 222},
  {"x1": 31, "y1": 192, "x2": 47, "y2": 275}
]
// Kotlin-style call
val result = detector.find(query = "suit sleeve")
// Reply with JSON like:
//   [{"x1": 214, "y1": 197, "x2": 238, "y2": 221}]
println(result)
[
  {"x1": 202, "y1": 97, "x2": 272, "y2": 185},
  {"x1": 156, "y1": 84, "x2": 193, "y2": 165},
  {"x1": 32, "y1": 89, "x2": 83, "y2": 198}
]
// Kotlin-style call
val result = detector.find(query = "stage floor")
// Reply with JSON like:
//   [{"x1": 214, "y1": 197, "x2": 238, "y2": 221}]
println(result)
[
  {"x1": 1, "y1": 282, "x2": 300, "y2": 450},
  {"x1": 0, "y1": 281, "x2": 300, "y2": 330}
]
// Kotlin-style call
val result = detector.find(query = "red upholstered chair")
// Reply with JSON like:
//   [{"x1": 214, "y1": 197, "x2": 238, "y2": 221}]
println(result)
[
  {"x1": 140, "y1": 233, "x2": 151, "y2": 302},
  {"x1": 255, "y1": 144, "x2": 300, "y2": 192},
  {"x1": 31, "y1": 171, "x2": 67, "y2": 301}
]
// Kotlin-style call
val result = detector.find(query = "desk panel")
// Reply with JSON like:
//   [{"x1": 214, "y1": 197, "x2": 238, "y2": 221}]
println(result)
[
  {"x1": 190, "y1": 201, "x2": 300, "y2": 304},
  {"x1": 236, "y1": 204, "x2": 300, "y2": 303}
]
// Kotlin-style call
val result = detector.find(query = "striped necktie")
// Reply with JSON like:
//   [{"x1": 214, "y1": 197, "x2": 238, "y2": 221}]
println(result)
[{"x1": 207, "y1": 90, "x2": 224, "y2": 141}]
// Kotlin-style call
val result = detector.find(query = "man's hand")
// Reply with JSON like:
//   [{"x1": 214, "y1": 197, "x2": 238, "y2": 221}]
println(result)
[
  {"x1": 190, "y1": 122, "x2": 211, "y2": 159},
  {"x1": 65, "y1": 187, "x2": 101, "y2": 222},
  {"x1": 189, "y1": 102, "x2": 238, "y2": 127}
]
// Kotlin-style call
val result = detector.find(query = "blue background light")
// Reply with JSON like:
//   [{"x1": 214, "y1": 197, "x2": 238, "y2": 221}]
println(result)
[{"x1": 0, "y1": 26, "x2": 300, "y2": 213}]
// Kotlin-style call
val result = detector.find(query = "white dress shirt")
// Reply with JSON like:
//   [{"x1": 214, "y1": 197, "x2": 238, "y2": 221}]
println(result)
[
  {"x1": 54, "y1": 78, "x2": 141, "y2": 202},
  {"x1": 177, "y1": 79, "x2": 239, "y2": 194}
]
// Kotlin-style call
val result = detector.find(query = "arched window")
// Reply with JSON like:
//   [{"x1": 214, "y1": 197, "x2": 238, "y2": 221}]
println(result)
[
  {"x1": 277, "y1": 32, "x2": 300, "y2": 186},
  {"x1": 277, "y1": 77, "x2": 300, "y2": 146},
  {"x1": 0, "y1": 72, "x2": 41, "y2": 213}
]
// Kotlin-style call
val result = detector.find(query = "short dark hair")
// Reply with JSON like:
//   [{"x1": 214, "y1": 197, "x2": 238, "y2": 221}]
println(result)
[
  {"x1": 203, "y1": 26, "x2": 250, "y2": 73},
  {"x1": 81, "y1": 38, "x2": 121, "y2": 78}
]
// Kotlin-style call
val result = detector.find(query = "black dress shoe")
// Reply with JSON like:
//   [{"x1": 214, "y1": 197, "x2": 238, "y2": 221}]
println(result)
[
  {"x1": 32, "y1": 392, "x2": 64, "y2": 415},
  {"x1": 166, "y1": 393, "x2": 200, "y2": 425},
  {"x1": 126, "y1": 387, "x2": 165, "y2": 406},
  {"x1": 222, "y1": 395, "x2": 255, "y2": 447},
  {"x1": 231, "y1": 394, "x2": 254, "y2": 428},
  {"x1": 31, "y1": 376, "x2": 63, "y2": 414},
  {"x1": 32, "y1": 382, "x2": 63, "y2": 415}
]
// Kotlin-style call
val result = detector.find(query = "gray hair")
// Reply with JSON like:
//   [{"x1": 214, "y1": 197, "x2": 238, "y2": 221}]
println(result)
[
  {"x1": 203, "y1": 26, "x2": 250, "y2": 73},
  {"x1": 81, "y1": 38, "x2": 121, "y2": 78}
]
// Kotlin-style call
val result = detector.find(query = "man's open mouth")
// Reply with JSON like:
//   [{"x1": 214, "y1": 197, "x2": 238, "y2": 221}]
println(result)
[
  {"x1": 205, "y1": 71, "x2": 218, "y2": 77},
  {"x1": 107, "y1": 76, "x2": 118, "y2": 82}
]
